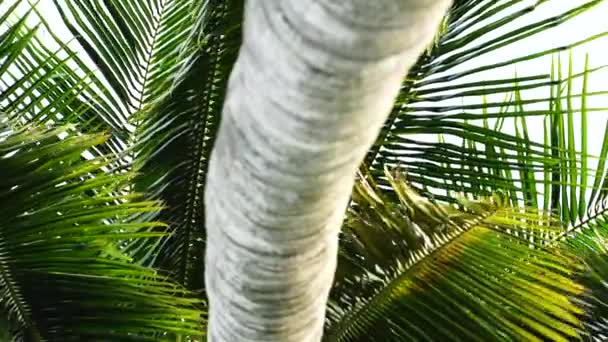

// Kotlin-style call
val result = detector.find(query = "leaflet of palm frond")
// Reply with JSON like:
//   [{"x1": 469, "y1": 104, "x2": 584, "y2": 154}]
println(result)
[
  {"x1": 0, "y1": 119, "x2": 205, "y2": 341},
  {"x1": 548, "y1": 53, "x2": 608, "y2": 334},
  {"x1": 543, "y1": 52, "x2": 608, "y2": 231}
]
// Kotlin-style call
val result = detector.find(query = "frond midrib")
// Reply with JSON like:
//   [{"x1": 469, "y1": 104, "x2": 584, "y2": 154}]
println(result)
[
  {"x1": 554, "y1": 206, "x2": 608, "y2": 242},
  {"x1": 169, "y1": 2, "x2": 237, "y2": 288},
  {"x1": 0, "y1": 257, "x2": 40, "y2": 340}
]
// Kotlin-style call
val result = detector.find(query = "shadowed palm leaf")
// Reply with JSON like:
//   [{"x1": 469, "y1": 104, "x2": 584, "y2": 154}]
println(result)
[
  {"x1": 129, "y1": 0, "x2": 244, "y2": 289},
  {"x1": 325, "y1": 169, "x2": 584, "y2": 341}
]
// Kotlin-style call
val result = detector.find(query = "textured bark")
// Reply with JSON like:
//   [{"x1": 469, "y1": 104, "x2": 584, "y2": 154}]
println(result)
[{"x1": 204, "y1": 1, "x2": 452, "y2": 341}]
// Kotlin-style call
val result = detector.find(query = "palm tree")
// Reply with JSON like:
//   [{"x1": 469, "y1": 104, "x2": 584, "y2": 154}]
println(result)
[
  {"x1": 203, "y1": 1, "x2": 452, "y2": 340},
  {"x1": 1, "y1": 0, "x2": 608, "y2": 341}
]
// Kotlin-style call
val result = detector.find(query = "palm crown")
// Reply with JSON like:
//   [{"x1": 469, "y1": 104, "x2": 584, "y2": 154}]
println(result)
[{"x1": 1, "y1": 0, "x2": 608, "y2": 340}]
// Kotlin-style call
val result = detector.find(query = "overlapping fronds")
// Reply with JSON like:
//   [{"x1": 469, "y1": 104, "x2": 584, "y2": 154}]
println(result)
[
  {"x1": 0, "y1": 119, "x2": 204, "y2": 341},
  {"x1": 0, "y1": 0, "x2": 246, "y2": 290},
  {"x1": 326, "y1": 169, "x2": 583, "y2": 341},
  {"x1": 128, "y1": 0, "x2": 244, "y2": 289},
  {"x1": 50, "y1": 0, "x2": 193, "y2": 117},
  {"x1": 0, "y1": 2, "x2": 128, "y2": 158},
  {"x1": 2, "y1": 0, "x2": 608, "y2": 340},
  {"x1": 11, "y1": 0, "x2": 247, "y2": 291},
  {"x1": 324, "y1": 3, "x2": 608, "y2": 335}
]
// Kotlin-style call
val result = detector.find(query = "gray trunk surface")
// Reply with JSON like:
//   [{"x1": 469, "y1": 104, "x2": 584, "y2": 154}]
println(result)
[{"x1": 205, "y1": 1, "x2": 452, "y2": 340}]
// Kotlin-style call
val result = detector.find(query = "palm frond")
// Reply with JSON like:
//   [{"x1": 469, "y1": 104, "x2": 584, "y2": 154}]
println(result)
[
  {"x1": 0, "y1": 119, "x2": 204, "y2": 341},
  {"x1": 566, "y1": 221, "x2": 608, "y2": 339},
  {"x1": 365, "y1": 0, "x2": 608, "y2": 203},
  {"x1": 326, "y1": 168, "x2": 583, "y2": 341},
  {"x1": 50, "y1": 0, "x2": 189, "y2": 116},
  {"x1": 24, "y1": 0, "x2": 246, "y2": 291},
  {"x1": 0, "y1": 0, "x2": 244, "y2": 291},
  {"x1": 126, "y1": 0, "x2": 243, "y2": 290},
  {"x1": 543, "y1": 52, "x2": 608, "y2": 234},
  {"x1": 0, "y1": 1, "x2": 128, "y2": 160},
  {"x1": 0, "y1": 0, "x2": 213, "y2": 158}
]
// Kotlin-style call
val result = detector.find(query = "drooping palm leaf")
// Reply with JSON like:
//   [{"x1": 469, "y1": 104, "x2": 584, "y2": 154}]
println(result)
[
  {"x1": 0, "y1": 119, "x2": 204, "y2": 341},
  {"x1": 541, "y1": 53, "x2": 608, "y2": 339},
  {"x1": 543, "y1": 52, "x2": 608, "y2": 231}
]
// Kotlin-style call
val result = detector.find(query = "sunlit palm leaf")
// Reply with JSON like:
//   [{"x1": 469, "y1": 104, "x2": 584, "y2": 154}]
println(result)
[
  {"x1": 326, "y1": 169, "x2": 583, "y2": 341},
  {"x1": 365, "y1": 0, "x2": 608, "y2": 203},
  {"x1": 0, "y1": 1, "x2": 126, "y2": 158},
  {"x1": 0, "y1": 120, "x2": 204, "y2": 341}
]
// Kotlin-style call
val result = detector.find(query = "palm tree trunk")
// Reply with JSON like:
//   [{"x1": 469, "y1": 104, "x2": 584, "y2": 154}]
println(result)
[{"x1": 204, "y1": 1, "x2": 452, "y2": 340}]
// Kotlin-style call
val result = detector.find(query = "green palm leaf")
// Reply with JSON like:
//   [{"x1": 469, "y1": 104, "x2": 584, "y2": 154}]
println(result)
[
  {"x1": 22, "y1": 0, "x2": 245, "y2": 291},
  {"x1": 0, "y1": 3, "x2": 128, "y2": 162},
  {"x1": 129, "y1": 0, "x2": 243, "y2": 290},
  {"x1": 326, "y1": 169, "x2": 583, "y2": 341},
  {"x1": 365, "y1": 0, "x2": 608, "y2": 202},
  {"x1": 549, "y1": 54, "x2": 608, "y2": 337},
  {"x1": 3, "y1": 0, "x2": 608, "y2": 340},
  {"x1": 0, "y1": 119, "x2": 204, "y2": 341}
]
